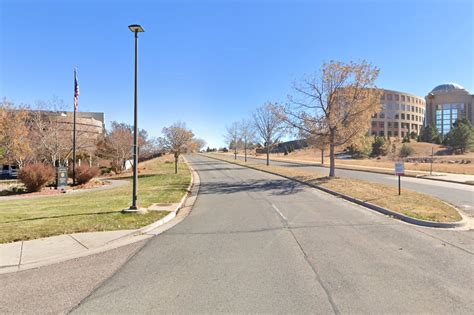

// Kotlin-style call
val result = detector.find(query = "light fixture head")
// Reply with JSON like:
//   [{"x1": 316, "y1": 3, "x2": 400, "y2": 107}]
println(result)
[{"x1": 128, "y1": 24, "x2": 144, "y2": 33}]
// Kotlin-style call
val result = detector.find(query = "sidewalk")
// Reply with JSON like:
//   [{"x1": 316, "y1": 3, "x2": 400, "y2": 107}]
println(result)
[
  {"x1": 223, "y1": 153, "x2": 474, "y2": 185},
  {"x1": 0, "y1": 202, "x2": 180, "y2": 274},
  {"x1": 0, "y1": 156, "x2": 200, "y2": 275}
]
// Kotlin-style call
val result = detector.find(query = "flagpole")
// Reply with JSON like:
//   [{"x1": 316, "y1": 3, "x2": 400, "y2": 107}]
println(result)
[{"x1": 72, "y1": 68, "x2": 77, "y2": 186}]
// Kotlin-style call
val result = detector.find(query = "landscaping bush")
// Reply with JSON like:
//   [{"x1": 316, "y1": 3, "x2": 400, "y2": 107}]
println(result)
[
  {"x1": 18, "y1": 163, "x2": 55, "y2": 192},
  {"x1": 399, "y1": 143, "x2": 415, "y2": 158},
  {"x1": 371, "y1": 136, "x2": 389, "y2": 157},
  {"x1": 73, "y1": 165, "x2": 101, "y2": 185}
]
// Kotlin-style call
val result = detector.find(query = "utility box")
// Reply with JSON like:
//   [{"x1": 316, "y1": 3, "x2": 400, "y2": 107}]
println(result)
[{"x1": 56, "y1": 166, "x2": 68, "y2": 188}]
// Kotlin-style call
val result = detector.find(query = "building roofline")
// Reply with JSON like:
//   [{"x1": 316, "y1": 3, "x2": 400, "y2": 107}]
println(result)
[{"x1": 380, "y1": 88, "x2": 424, "y2": 99}]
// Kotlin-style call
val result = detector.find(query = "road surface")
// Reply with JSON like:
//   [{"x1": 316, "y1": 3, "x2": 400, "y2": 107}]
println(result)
[
  {"x1": 239, "y1": 155, "x2": 474, "y2": 216},
  {"x1": 74, "y1": 155, "x2": 474, "y2": 314}
]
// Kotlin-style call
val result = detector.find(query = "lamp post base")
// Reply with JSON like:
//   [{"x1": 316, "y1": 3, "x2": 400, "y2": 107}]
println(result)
[{"x1": 122, "y1": 207, "x2": 148, "y2": 214}]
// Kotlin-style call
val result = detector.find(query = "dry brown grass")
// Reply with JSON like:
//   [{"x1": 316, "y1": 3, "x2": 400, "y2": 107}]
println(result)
[
  {"x1": 241, "y1": 143, "x2": 474, "y2": 175},
  {"x1": 209, "y1": 154, "x2": 462, "y2": 223}
]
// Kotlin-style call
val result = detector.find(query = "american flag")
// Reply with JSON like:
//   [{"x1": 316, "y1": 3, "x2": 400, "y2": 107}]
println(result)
[{"x1": 74, "y1": 68, "x2": 80, "y2": 111}]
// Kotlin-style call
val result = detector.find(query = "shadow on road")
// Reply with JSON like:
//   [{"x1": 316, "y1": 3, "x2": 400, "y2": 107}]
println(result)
[{"x1": 198, "y1": 179, "x2": 304, "y2": 196}]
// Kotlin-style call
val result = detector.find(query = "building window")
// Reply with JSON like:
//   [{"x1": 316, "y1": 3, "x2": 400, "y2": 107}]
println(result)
[
  {"x1": 395, "y1": 114, "x2": 399, "y2": 119},
  {"x1": 388, "y1": 122, "x2": 392, "y2": 127},
  {"x1": 387, "y1": 94, "x2": 392, "y2": 100},
  {"x1": 388, "y1": 131, "x2": 392, "y2": 136},
  {"x1": 401, "y1": 113, "x2": 405, "y2": 119},
  {"x1": 393, "y1": 122, "x2": 399, "y2": 128},
  {"x1": 435, "y1": 103, "x2": 465, "y2": 135},
  {"x1": 379, "y1": 113, "x2": 385, "y2": 118},
  {"x1": 381, "y1": 94, "x2": 385, "y2": 100},
  {"x1": 401, "y1": 104, "x2": 406, "y2": 111},
  {"x1": 379, "y1": 122, "x2": 384, "y2": 128},
  {"x1": 395, "y1": 95, "x2": 399, "y2": 101},
  {"x1": 411, "y1": 106, "x2": 415, "y2": 112},
  {"x1": 380, "y1": 131, "x2": 384, "y2": 136},
  {"x1": 401, "y1": 95, "x2": 405, "y2": 102}
]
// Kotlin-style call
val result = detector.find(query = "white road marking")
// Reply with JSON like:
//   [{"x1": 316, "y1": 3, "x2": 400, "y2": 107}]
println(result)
[{"x1": 271, "y1": 203, "x2": 287, "y2": 221}]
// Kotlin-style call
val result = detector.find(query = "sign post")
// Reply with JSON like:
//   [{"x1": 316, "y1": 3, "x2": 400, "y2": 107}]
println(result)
[{"x1": 395, "y1": 162, "x2": 405, "y2": 195}]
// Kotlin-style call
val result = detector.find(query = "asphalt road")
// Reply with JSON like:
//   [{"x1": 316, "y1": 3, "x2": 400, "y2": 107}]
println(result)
[
  {"x1": 241, "y1": 155, "x2": 474, "y2": 216},
  {"x1": 0, "y1": 240, "x2": 148, "y2": 314},
  {"x1": 74, "y1": 155, "x2": 474, "y2": 314}
]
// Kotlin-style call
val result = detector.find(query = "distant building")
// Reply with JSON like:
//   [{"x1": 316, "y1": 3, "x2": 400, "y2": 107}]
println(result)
[
  {"x1": 369, "y1": 89, "x2": 426, "y2": 138},
  {"x1": 425, "y1": 83, "x2": 473, "y2": 135},
  {"x1": 39, "y1": 110, "x2": 105, "y2": 137},
  {"x1": 0, "y1": 110, "x2": 105, "y2": 177}
]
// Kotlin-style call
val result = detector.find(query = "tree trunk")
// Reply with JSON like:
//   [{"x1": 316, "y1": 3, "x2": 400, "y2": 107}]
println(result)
[
  {"x1": 174, "y1": 154, "x2": 178, "y2": 174},
  {"x1": 321, "y1": 149, "x2": 324, "y2": 165},
  {"x1": 234, "y1": 147, "x2": 237, "y2": 160},
  {"x1": 266, "y1": 145, "x2": 270, "y2": 166},
  {"x1": 329, "y1": 132, "x2": 335, "y2": 177},
  {"x1": 244, "y1": 142, "x2": 247, "y2": 162}
]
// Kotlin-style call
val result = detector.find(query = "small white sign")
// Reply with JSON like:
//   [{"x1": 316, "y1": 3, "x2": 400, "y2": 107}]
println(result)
[{"x1": 395, "y1": 162, "x2": 405, "y2": 176}]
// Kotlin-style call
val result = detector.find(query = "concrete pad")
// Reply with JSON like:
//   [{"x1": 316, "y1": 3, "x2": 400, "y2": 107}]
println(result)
[
  {"x1": 148, "y1": 202, "x2": 179, "y2": 212},
  {"x1": 21, "y1": 235, "x2": 86, "y2": 265},
  {"x1": 0, "y1": 242, "x2": 22, "y2": 267},
  {"x1": 71, "y1": 230, "x2": 135, "y2": 249}
]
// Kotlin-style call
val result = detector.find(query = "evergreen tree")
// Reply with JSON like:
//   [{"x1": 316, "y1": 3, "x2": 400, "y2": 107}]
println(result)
[
  {"x1": 445, "y1": 119, "x2": 474, "y2": 153},
  {"x1": 371, "y1": 136, "x2": 389, "y2": 157},
  {"x1": 419, "y1": 123, "x2": 440, "y2": 143}
]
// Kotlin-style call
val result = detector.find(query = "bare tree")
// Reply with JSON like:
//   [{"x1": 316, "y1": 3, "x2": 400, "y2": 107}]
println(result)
[
  {"x1": 188, "y1": 138, "x2": 206, "y2": 153},
  {"x1": 0, "y1": 99, "x2": 33, "y2": 167},
  {"x1": 253, "y1": 102, "x2": 286, "y2": 166},
  {"x1": 159, "y1": 122, "x2": 195, "y2": 174},
  {"x1": 97, "y1": 122, "x2": 150, "y2": 173},
  {"x1": 225, "y1": 122, "x2": 241, "y2": 160},
  {"x1": 97, "y1": 122, "x2": 133, "y2": 173},
  {"x1": 239, "y1": 118, "x2": 255, "y2": 162},
  {"x1": 279, "y1": 60, "x2": 381, "y2": 177}
]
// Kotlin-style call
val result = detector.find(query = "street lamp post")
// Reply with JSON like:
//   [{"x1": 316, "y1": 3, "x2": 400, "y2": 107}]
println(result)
[{"x1": 126, "y1": 24, "x2": 144, "y2": 212}]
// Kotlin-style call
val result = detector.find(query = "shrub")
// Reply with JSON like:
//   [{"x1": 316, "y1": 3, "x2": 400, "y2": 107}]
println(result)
[
  {"x1": 18, "y1": 163, "x2": 55, "y2": 192},
  {"x1": 371, "y1": 136, "x2": 389, "y2": 157},
  {"x1": 399, "y1": 143, "x2": 415, "y2": 158},
  {"x1": 71, "y1": 165, "x2": 100, "y2": 185},
  {"x1": 100, "y1": 167, "x2": 112, "y2": 175}
]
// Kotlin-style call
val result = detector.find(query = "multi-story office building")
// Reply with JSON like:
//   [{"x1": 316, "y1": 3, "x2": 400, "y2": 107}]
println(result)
[
  {"x1": 369, "y1": 89, "x2": 426, "y2": 138},
  {"x1": 425, "y1": 83, "x2": 473, "y2": 135}
]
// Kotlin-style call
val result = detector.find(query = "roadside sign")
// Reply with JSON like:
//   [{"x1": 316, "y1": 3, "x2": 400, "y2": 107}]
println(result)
[
  {"x1": 56, "y1": 166, "x2": 68, "y2": 188},
  {"x1": 395, "y1": 162, "x2": 405, "y2": 176},
  {"x1": 395, "y1": 162, "x2": 404, "y2": 195}
]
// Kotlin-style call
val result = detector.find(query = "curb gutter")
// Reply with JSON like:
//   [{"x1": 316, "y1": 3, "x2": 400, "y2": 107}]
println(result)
[
  {"x1": 204, "y1": 154, "x2": 468, "y2": 229},
  {"x1": 114, "y1": 155, "x2": 198, "y2": 240}
]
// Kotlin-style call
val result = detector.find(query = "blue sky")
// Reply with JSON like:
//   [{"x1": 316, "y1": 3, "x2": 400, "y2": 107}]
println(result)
[{"x1": 1, "y1": 0, "x2": 472, "y2": 148}]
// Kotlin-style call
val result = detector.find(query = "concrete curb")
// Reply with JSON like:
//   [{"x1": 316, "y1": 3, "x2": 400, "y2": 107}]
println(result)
[
  {"x1": 0, "y1": 156, "x2": 200, "y2": 274},
  {"x1": 205, "y1": 154, "x2": 468, "y2": 229},
  {"x1": 115, "y1": 155, "x2": 197, "y2": 239},
  {"x1": 219, "y1": 153, "x2": 474, "y2": 186}
]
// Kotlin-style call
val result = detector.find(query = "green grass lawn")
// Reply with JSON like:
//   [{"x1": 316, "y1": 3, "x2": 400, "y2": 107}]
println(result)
[{"x1": 0, "y1": 156, "x2": 191, "y2": 243}]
